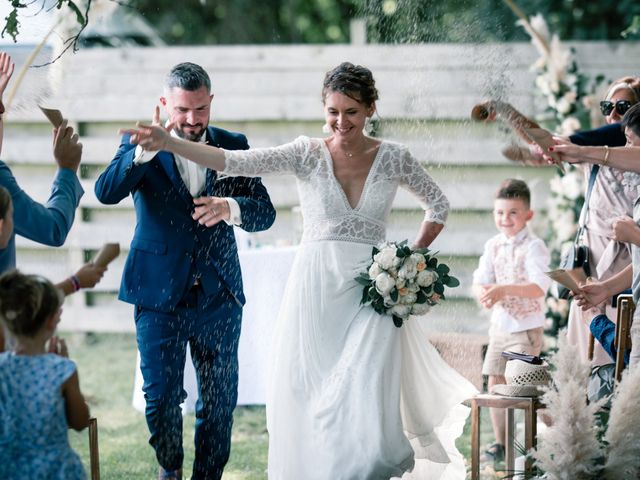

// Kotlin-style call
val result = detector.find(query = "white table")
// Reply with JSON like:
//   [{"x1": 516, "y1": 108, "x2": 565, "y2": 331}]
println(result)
[{"x1": 132, "y1": 245, "x2": 297, "y2": 412}]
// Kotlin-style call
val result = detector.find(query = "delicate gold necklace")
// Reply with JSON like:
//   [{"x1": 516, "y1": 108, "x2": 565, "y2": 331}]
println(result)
[{"x1": 336, "y1": 140, "x2": 366, "y2": 158}]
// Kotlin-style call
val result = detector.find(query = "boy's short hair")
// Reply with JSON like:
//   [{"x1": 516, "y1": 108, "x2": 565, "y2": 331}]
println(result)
[
  {"x1": 621, "y1": 102, "x2": 640, "y2": 138},
  {"x1": 495, "y1": 179, "x2": 531, "y2": 209}
]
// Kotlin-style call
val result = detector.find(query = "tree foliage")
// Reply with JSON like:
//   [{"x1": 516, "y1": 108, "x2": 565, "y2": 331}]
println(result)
[
  {"x1": 2, "y1": 0, "x2": 88, "y2": 42},
  {"x1": 124, "y1": 0, "x2": 640, "y2": 45},
  {"x1": 2, "y1": 0, "x2": 640, "y2": 47}
]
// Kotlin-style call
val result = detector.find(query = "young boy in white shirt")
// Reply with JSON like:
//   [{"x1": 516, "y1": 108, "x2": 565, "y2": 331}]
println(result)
[{"x1": 472, "y1": 178, "x2": 551, "y2": 464}]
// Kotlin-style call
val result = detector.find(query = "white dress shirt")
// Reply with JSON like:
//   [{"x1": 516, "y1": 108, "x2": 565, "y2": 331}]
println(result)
[
  {"x1": 473, "y1": 227, "x2": 551, "y2": 333},
  {"x1": 132, "y1": 128, "x2": 242, "y2": 226}
]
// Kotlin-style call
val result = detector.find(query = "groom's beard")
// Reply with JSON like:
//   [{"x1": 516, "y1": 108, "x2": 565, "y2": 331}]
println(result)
[{"x1": 174, "y1": 123, "x2": 206, "y2": 142}]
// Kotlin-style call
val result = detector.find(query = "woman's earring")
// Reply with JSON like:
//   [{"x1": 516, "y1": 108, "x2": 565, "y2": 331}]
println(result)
[
  {"x1": 364, "y1": 117, "x2": 378, "y2": 136},
  {"x1": 364, "y1": 117, "x2": 372, "y2": 134},
  {"x1": 322, "y1": 123, "x2": 331, "y2": 134}
]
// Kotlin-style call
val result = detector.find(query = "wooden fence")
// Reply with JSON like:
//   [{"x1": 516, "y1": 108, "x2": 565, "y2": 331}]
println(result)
[{"x1": 4, "y1": 41, "x2": 639, "y2": 332}]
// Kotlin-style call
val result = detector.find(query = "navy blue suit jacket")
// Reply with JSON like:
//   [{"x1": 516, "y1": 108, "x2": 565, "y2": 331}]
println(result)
[
  {"x1": 94, "y1": 126, "x2": 276, "y2": 312},
  {"x1": 570, "y1": 123, "x2": 625, "y2": 147}
]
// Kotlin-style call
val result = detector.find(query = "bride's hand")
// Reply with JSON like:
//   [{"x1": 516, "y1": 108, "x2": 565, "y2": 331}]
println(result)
[
  {"x1": 151, "y1": 105, "x2": 162, "y2": 126},
  {"x1": 120, "y1": 121, "x2": 173, "y2": 151},
  {"x1": 119, "y1": 105, "x2": 174, "y2": 150}
]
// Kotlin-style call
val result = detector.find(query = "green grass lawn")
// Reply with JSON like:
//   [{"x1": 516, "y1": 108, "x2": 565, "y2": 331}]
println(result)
[{"x1": 65, "y1": 332, "x2": 502, "y2": 479}]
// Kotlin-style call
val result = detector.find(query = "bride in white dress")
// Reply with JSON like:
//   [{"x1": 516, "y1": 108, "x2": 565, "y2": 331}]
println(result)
[{"x1": 126, "y1": 62, "x2": 477, "y2": 479}]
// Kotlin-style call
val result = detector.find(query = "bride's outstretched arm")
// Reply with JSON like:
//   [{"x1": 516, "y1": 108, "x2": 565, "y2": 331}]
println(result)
[{"x1": 123, "y1": 122, "x2": 227, "y2": 171}]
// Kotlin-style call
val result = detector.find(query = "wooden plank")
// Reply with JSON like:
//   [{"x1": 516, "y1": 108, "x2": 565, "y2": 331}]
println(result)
[
  {"x1": 4, "y1": 42, "x2": 638, "y2": 122},
  {"x1": 7, "y1": 162, "x2": 554, "y2": 212}
]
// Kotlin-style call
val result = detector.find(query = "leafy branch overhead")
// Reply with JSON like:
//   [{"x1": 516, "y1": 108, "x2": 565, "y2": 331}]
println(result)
[{"x1": 2, "y1": 0, "x2": 91, "y2": 64}]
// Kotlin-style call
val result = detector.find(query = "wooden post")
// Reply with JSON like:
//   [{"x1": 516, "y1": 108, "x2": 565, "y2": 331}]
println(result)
[
  {"x1": 89, "y1": 417, "x2": 100, "y2": 480},
  {"x1": 471, "y1": 399, "x2": 480, "y2": 480},
  {"x1": 505, "y1": 408, "x2": 515, "y2": 473},
  {"x1": 524, "y1": 397, "x2": 537, "y2": 475}
]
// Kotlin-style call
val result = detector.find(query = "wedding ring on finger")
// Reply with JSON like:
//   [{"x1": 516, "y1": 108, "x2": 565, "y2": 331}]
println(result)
[{"x1": 210, "y1": 208, "x2": 217, "y2": 216}]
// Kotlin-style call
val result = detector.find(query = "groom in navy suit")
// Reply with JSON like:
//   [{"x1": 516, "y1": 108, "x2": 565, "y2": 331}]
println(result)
[{"x1": 95, "y1": 63, "x2": 275, "y2": 480}]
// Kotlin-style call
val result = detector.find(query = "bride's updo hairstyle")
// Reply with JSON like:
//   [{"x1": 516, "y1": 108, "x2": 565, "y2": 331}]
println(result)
[
  {"x1": 322, "y1": 62, "x2": 379, "y2": 107},
  {"x1": 0, "y1": 270, "x2": 62, "y2": 337}
]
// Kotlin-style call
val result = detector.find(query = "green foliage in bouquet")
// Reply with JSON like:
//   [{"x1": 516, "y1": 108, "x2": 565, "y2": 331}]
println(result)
[{"x1": 355, "y1": 240, "x2": 460, "y2": 328}]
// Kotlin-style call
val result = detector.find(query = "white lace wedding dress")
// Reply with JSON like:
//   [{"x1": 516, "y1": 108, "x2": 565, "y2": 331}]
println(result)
[{"x1": 224, "y1": 137, "x2": 477, "y2": 479}]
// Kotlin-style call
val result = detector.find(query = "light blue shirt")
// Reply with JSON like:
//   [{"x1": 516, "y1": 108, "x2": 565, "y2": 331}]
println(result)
[{"x1": 0, "y1": 160, "x2": 84, "y2": 273}]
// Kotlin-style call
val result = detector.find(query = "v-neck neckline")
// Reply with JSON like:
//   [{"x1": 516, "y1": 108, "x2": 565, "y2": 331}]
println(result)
[{"x1": 321, "y1": 139, "x2": 385, "y2": 211}]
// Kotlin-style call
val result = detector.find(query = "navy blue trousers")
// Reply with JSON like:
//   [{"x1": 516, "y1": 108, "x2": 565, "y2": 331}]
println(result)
[{"x1": 135, "y1": 285, "x2": 242, "y2": 480}]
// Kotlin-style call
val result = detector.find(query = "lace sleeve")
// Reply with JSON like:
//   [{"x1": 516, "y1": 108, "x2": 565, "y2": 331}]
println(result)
[
  {"x1": 397, "y1": 148, "x2": 450, "y2": 224},
  {"x1": 223, "y1": 136, "x2": 316, "y2": 178}
]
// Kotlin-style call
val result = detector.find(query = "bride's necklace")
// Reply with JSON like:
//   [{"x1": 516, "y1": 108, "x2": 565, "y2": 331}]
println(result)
[{"x1": 335, "y1": 139, "x2": 367, "y2": 158}]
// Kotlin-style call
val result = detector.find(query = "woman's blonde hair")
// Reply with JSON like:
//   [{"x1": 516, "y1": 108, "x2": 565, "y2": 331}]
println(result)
[{"x1": 605, "y1": 76, "x2": 640, "y2": 103}]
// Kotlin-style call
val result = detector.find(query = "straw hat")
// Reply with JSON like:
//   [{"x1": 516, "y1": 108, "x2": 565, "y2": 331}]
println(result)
[{"x1": 491, "y1": 359, "x2": 551, "y2": 397}]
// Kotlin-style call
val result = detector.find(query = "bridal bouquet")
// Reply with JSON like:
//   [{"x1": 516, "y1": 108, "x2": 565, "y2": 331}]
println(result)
[{"x1": 355, "y1": 240, "x2": 459, "y2": 327}]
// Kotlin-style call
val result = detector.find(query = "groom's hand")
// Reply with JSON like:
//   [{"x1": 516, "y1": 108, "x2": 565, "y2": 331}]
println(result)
[{"x1": 193, "y1": 196, "x2": 230, "y2": 227}]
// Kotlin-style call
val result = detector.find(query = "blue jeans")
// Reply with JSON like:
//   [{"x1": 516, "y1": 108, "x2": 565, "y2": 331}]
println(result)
[{"x1": 135, "y1": 285, "x2": 242, "y2": 480}]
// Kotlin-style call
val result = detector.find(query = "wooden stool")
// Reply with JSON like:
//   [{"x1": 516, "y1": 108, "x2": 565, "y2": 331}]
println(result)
[{"x1": 467, "y1": 393, "x2": 544, "y2": 480}]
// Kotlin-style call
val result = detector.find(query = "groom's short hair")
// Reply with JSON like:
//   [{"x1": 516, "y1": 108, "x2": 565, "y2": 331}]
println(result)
[{"x1": 165, "y1": 62, "x2": 211, "y2": 93}]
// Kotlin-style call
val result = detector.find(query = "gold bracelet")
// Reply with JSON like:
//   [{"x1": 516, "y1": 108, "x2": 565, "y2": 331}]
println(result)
[{"x1": 603, "y1": 145, "x2": 610, "y2": 166}]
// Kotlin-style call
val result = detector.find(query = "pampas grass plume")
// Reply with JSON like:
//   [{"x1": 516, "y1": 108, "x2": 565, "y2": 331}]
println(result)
[
  {"x1": 603, "y1": 364, "x2": 640, "y2": 479},
  {"x1": 532, "y1": 330, "x2": 604, "y2": 479}
]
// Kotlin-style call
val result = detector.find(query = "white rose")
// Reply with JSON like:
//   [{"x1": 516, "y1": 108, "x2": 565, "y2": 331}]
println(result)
[
  {"x1": 411, "y1": 253, "x2": 426, "y2": 271},
  {"x1": 373, "y1": 246, "x2": 400, "y2": 270},
  {"x1": 535, "y1": 75, "x2": 551, "y2": 96},
  {"x1": 549, "y1": 176, "x2": 563, "y2": 196},
  {"x1": 398, "y1": 256, "x2": 418, "y2": 279},
  {"x1": 375, "y1": 272, "x2": 395, "y2": 296},
  {"x1": 554, "y1": 210, "x2": 577, "y2": 242},
  {"x1": 411, "y1": 302, "x2": 431, "y2": 316},
  {"x1": 555, "y1": 97, "x2": 572, "y2": 115},
  {"x1": 563, "y1": 90, "x2": 577, "y2": 103},
  {"x1": 548, "y1": 77, "x2": 560, "y2": 95},
  {"x1": 408, "y1": 281, "x2": 421, "y2": 293},
  {"x1": 368, "y1": 262, "x2": 382, "y2": 279},
  {"x1": 560, "y1": 171, "x2": 583, "y2": 200},
  {"x1": 556, "y1": 222, "x2": 577, "y2": 243},
  {"x1": 395, "y1": 277, "x2": 406, "y2": 289},
  {"x1": 417, "y1": 269, "x2": 438, "y2": 287},
  {"x1": 582, "y1": 94, "x2": 594, "y2": 109},
  {"x1": 389, "y1": 304, "x2": 411, "y2": 318},
  {"x1": 399, "y1": 292, "x2": 417, "y2": 305},
  {"x1": 560, "y1": 117, "x2": 581, "y2": 136}
]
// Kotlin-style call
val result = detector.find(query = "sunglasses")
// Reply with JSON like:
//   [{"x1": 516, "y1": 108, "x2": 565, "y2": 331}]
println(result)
[{"x1": 600, "y1": 100, "x2": 633, "y2": 117}]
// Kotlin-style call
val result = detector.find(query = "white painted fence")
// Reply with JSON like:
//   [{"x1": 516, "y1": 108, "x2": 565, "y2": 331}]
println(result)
[{"x1": 4, "y1": 42, "x2": 638, "y2": 332}]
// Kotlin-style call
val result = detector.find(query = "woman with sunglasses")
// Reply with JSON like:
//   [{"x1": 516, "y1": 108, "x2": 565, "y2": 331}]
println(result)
[
  {"x1": 475, "y1": 76, "x2": 640, "y2": 367},
  {"x1": 551, "y1": 103, "x2": 640, "y2": 372},
  {"x1": 599, "y1": 77, "x2": 640, "y2": 123}
]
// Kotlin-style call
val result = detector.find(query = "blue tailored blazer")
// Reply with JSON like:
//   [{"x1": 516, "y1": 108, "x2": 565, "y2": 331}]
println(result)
[
  {"x1": 94, "y1": 126, "x2": 276, "y2": 312},
  {"x1": 0, "y1": 161, "x2": 84, "y2": 273}
]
